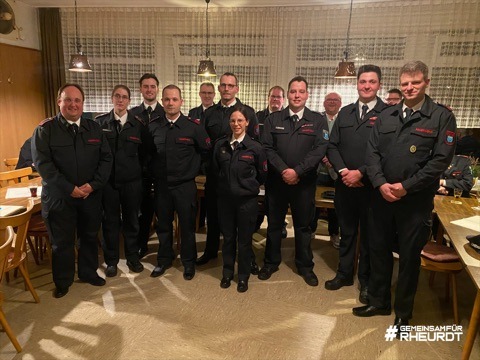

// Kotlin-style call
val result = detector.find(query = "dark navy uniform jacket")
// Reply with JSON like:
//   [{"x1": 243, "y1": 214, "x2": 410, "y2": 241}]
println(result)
[
  {"x1": 130, "y1": 102, "x2": 165, "y2": 125},
  {"x1": 204, "y1": 98, "x2": 259, "y2": 142},
  {"x1": 213, "y1": 135, "x2": 267, "y2": 198},
  {"x1": 95, "y1": 110, "x2": 148, "y2": 186},
  {"x1": 262, "y1": 107, "x2": 329, "y2": 182},
  {"x1": 188, "y1": 105, "x2": 206, "y2": 124},
  {"x1": 328, "y1": 97, "x2": 389, "y2": 185},
  {"x1": 442, "y1": 154, "x2": 474, "y2": 196},
  {"x1": 32, "y1": 113, "x2": 112, "y2": 206},
  {"x1": 148, "y1": 114, "x2": 211, "y2": 185},
  {"x1": 366, "y1": 95, "x2": 457, "y2": 195},
  {"x1": 256, "y1": 108, "x2": 270, "y2": 138}
]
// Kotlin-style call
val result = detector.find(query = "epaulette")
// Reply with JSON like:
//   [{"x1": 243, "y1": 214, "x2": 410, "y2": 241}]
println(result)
[
  {"x1": 134, "y1": 115, "x2": 146, "y2": 126},
  {"x1": 437, "y1": 103, "x2": 453, "y2": 111},
  {"x1": 94, "y1": 112, "x2": 109, "y2": 119},
  {"x1": 39, "y1": 117, "x2": 55, "y2": 126},
  {"x1": 188, "y1": 117, "x2": 201, "y2": 125}
]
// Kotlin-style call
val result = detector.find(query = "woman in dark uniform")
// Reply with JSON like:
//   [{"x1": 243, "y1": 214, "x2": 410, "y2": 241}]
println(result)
[{"x1": 213, "y1": 106, "x2": 268, "y2": 292}]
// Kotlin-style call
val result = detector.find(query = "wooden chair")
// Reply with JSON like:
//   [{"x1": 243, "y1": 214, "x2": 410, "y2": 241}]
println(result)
[
  {"x1": 0, "y1": 205, "x2": 40, "y2": 303},
  {"x1": 0, "y1": 226, "x2": 22, "y2": 352},
  {"x1": 0, "y1": 167, "x2": 33, "y2": 188},
  {"x1": 420, "y1": 241, "x2": 463, "y2": 324},
  {"x1": 3, "y1": 158, "x2": 19, "y2": 171},
  {"x1": 26, "y1": 214, "x2": 51, "y2": 265}
]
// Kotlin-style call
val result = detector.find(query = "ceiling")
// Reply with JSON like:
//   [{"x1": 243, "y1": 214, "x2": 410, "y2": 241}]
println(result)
[{"x1": 17, "y1": 0, "x2": 398, "y2": 8}]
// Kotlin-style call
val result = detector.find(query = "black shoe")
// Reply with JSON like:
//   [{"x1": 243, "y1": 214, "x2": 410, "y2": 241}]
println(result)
[
  {"x1": 150, "y1": 264, "x2": 172, "y2": 278},
  {"x1": 359, "y1": 286, "x2": 369, "y2": 305},
  {"x1": 352, "y1": 305, "x2": 391, "y2": 317},
  {"x1": 105, "y1": 265, "x2": 118, "y2": 277},
  {"x1": 127, "y1": 260, "x2": 144, "y2": 273},
  {"x1": 196, "y1": 253, "x2": 217, "y2": 266},
  {"x1": 138, "y1": 247, "x2": 148, "y2": 259},
  {"x1": 183, "y1": 267, "x2": 195, "y2": 281},
  {"x1": 324, "y1": 276, "x2": 354, "y2": 290},
  {"x1": 301, "y1": 271, "x2": 319, "y2": 287},
  {"x1": 258, "y1": 266, "x2": 279, "y2": 280},
  {"x1": 250, "y1": 261, "x2": 260, "y2": 275},
  {"x1": 220, "y1": 277, "x2": 232, "y2": 289},
  {"x1": 237, "y1": 280, "x2": 248, "y2": 293},
  {"x1": 394, "y1": 317, "x2": 410, "y2": 340},
  {"x1": 53, "y1": 287, "x2": 69, "y2": 298},
  {"x1": 80, "y1": 275, "x2": 106, "y2": 287}
]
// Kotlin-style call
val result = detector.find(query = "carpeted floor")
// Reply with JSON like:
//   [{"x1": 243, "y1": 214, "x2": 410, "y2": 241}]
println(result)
[{"x1": 1, "y1": 218, "x2": 478, "y2": 359}]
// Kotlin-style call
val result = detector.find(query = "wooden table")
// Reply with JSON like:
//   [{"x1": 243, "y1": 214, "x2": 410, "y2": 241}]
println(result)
[
  {"x1": 0, "y1": 177, "x2": 42, "y2": 213},
  {"x1": 434, "y1": 195, "x2": 480, "y2": 359}
]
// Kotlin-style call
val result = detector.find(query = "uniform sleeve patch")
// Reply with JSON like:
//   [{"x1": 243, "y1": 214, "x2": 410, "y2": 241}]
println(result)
[
  {"x1": 263, "y1": 160, "x2": 268, "y2": 172},
  {"x1": 189, "y1": 117, "x2": 201, "y2": 125},
  {"x1": 445, "y1": 130, "x2": 455, "y2": 145},
  {"x1": 206, "y1": 137, "x2": 211, "y2": 148},
  {"x1": 254, "y1": 124, "x2": 260, "y2": 136},
  {"x1": 323, "y1": 129, "x2": 330, "y2": 140}
]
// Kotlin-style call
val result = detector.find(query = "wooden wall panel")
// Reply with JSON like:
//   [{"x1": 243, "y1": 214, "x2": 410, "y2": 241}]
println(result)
[{"x1": 0, "y1": 44, "x2": 45, "y2": 171}]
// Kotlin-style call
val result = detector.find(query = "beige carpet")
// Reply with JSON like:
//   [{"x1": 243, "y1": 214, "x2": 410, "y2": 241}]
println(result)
[{"x1": 1, "y1": 218, "x2": 479, "y2": 359}]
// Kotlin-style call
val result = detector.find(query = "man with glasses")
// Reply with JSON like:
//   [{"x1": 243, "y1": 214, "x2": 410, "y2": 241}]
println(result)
[
  {"x1": 384, "y1": 88, "x2": 402, "y2": 106},
  {"x1": 256, "y1": 86, "x2": 285, "y2": 137},
  {"x1": 130, "y1": 73, "x2": 165, "y2": 259},
  {"x1": 197, "y1": 72, "x2": 259, "y2": 267},
  {"x1": 188, "y1": 82, "x2": 216, "y2": 123},
  {"x1": 95, "y1": 85, "x2": 147, "y2": 278}
]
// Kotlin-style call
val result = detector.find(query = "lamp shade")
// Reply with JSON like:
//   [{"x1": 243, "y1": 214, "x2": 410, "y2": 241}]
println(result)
[
  {"x1": 68, "y1": 53, "x2": 92, "y2": 72},
  {"x1": 334, "y1": 60, "x2": 356, "y2": 79},
  {"x1": 197, "y1": 59, "x2": 216, "y2": 77}
]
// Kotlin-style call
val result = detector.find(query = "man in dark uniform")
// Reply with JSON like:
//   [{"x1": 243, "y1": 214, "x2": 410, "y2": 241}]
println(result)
[
  {"x1": 148, "y1": 85, "x2": 211, "y2": 280},
  {"x1": 258, "y1": 76, "x2": 329, "y2": 286},
  {"x1": 32, "y1": 84, "x2": 112, "y2": 298},
  {"x1": 256, "y1": 85, "x2": 285, "y2": 138},
  {"x1": 255, "y1": 85, "x2": 287, "y2": 237},
  {"x1": 326, "y1": 65, "x2": 388, "y2": 305},
  {"x1": 384, "y1": 88, "x2": 403, "y2": 106},
  {"x1": 437, "y1": 154, "x2": 474, "y2": 197},
  {"x1": 196, "y1": 72, "x2": 259, "y2": 267},
  {"x1": 95, "y1": 85, "x2": 147, "y2": 277},
  {"x1": 16, "y1": 137, "x2": 34, "y2": 170},
  {"x1": 353, "y1": 61, "x2": 457, "y2": 339},
  {"x1": 188, "y1": 82, "x2": 216, "y2": 123},
  {"x1": 130, "y1": 73, "x2": 165, "y2": 259}
]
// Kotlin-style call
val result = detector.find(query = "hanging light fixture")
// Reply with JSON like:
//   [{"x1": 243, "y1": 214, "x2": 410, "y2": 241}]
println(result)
[
  {"x1": 197, "y1": 0, "x2": 216, "y2": 77},
  {"x1": 68, "y1": 0, "x2": 92, "y2": 72},
  {"x1": 334, "y1": 0, "x2": 356, "y2": 78}
]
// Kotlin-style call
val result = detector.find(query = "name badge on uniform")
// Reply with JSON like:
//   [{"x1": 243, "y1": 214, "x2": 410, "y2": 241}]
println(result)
[
  {"x1": 410, "y1": 145, "x2": 417, "y2": 153},
  {"x1": 275, "y1": 126, "x2": 285, "y2": 130}
]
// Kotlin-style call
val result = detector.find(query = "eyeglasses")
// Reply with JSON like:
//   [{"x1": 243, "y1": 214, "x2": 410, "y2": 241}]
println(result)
[
  {"x1": 113, "y1": 94, "x2": 129, "y2": 100},
  {"x1": 219, "y1": 83, "x2": 237, "y2": 89},
  {"x1": 325, "y1": 98, "x2": 341, "y2": 102}
]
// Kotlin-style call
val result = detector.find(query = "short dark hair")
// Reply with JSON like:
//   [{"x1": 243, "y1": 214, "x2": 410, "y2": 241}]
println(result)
[
  {"x1": 220, "y1": 72, "x2": 239, "y2": 86},
  {"x1": 200, "y1": 82, "x2": 215, "y2": 91},
  {"x1": 268, "y1": 85, "x2": 285, "y2": 98},
  {"x1": 288, "y1": 76, "x2": 308, "y2": 91},
  {"x1": 387, "y1": 88, "x2": 402, "y2": 97},
  {"x1": 230, "y1": 105, "x2": 252, "y2": 123},
  {"x1": 111, "y1": 84, "x2": 131, "y2": 99},
  {"x1": 57, "y1": 83, "x2": 85, "y2": 101},
  {"x1": 139, "y1": 73, "x2": 159, "y2": 86},
  {"x1": 162, "y1": 84, "x2": 182, "y2": 99},
  {"x1": 357, "y1": 65, "x2": 382, "y2": 82}
]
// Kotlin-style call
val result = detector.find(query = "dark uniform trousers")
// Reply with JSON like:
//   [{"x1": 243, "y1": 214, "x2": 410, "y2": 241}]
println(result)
[
  {"x1": 218, "y1": 195, "x2": 258, "y2": 280},
  {"x1": 101, "y1": 180, "x2": 142, "y2": 265},
  {"x1": 154, "y1": 180, "x2": 198, "y2": 268},
  {"x1": 44, "y1": 191, "x2": 103, "y2": 289},
  {"x1": 334, "y1": 182, "x2": 371, "y2": 286},
  {"x1": 368, "y1": 190, "x2": 433, "y2": 319},
  {"x1": 265, "y1": 178, "x2": 316, "y2": 274}
]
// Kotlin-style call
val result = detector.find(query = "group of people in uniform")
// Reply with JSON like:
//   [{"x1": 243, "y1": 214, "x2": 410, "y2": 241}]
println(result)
[{"x1": 31, "y1": 59, "x2": 463, "y2": 339}]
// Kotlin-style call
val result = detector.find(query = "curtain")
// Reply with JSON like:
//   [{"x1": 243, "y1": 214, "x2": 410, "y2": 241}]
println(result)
[
  {"x1": 40, "y1": 8, "x2": 65, "y2": 118},
  {"x1": 60, "y1": 0, "x2": 479, "y2": 127}
]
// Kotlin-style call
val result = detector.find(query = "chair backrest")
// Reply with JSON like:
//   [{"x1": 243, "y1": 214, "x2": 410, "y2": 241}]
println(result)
[
  {"x1": 0, "y1": 206, "x2": 33, "y2": 272},
  {"x1": 0, "y1": 227, "x2": 14, "y2": 282},
  {"x1": 3, "y1": 158, "x2": 19, "y2": 171},
  {"x1": 0, "y1": 167, "x2": 33, "y2": 188}
]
